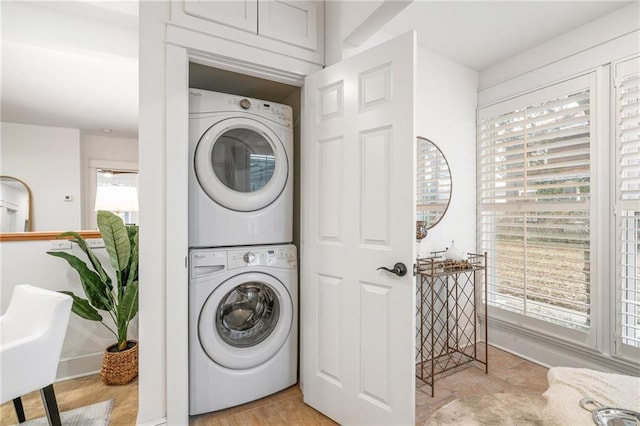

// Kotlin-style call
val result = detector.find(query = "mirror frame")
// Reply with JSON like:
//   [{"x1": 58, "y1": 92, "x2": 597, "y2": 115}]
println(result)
[
  {"x1": 0, "y1": 176, "x2": 100, "y2": 241},
  {"x1": 416, "y1": 137, "x2": 452, "y2": 230},
  {"x1": 0, "y1": 175, "x2": 34, "y2": 233}
]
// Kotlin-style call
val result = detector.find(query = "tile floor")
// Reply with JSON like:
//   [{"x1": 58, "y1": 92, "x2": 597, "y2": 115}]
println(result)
[{"x1": 0, "y1": 346, "x2": 549, "y2": 425}]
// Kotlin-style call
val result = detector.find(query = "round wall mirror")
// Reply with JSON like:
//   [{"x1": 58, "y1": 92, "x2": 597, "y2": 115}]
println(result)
[
  {"x1": 0, "y1": 176, "x2": 34, "y2": 232},
  {"x1": 416, "y1": 137, "x2": 452, "y2": 230}
]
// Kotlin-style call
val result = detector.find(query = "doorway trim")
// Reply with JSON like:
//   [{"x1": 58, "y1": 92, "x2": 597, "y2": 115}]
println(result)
[{"x1": 164, "y1": 43, "x2": 306, "y2": 425}]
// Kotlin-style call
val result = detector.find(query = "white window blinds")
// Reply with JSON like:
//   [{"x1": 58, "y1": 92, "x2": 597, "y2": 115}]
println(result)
[
  {"x1": 615, "y1": 57, "x2": 640, "y2": 349},
  {"x1": 478, "y1": 74, "x2": 593, "y2": 331}
]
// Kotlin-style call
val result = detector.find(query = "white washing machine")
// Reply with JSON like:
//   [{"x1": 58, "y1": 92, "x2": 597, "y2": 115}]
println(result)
[
  {"x1": 189, "y1": 244, "x2": 298, "y2": 415},
  {"x1": 189, "y1": 89, "x2": 294, "y2": 247}
]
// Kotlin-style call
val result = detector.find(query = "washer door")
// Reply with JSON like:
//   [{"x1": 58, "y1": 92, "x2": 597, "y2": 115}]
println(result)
[
  {"x1": 198, "y1": 272, "x2": 293, "y2": 370},
  {"x1": 194, "y1": 117, "x2": 288, "y2": 212}
]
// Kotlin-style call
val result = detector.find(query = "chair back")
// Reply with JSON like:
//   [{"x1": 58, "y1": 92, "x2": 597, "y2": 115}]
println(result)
[{"x1": 0, "y1": 285, "x2": 72, "y2": 403}]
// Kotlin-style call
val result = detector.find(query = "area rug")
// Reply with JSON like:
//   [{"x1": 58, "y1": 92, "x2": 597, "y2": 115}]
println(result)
[
  {"x1": 16, "y1": 399, "x2": 114, "y2": 426},
  {"x1": 425, "y1": 393, "x2": 553, "y2": 426}
]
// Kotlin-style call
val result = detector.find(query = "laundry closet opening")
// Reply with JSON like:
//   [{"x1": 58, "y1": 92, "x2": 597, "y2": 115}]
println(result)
[{"x1": 187, "y1": 63, "x2": 302, "y2": 392}]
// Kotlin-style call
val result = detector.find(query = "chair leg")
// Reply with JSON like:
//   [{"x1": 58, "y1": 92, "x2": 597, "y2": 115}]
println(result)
[
  {"x1": 40, "y1": 384, "x2": 62, "y2": 426},
  {"x1": 12, "y1": 397, "x2": 25, "y2": 423}
]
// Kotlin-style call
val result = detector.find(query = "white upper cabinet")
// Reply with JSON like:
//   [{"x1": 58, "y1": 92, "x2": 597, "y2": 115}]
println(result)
[
  {"x1": 184, "y1": 0, "x2": 258, "y2": 33},
  {"x1": 258, "y1": 0, "x2": 318, "y2": 50},
  {"x1": 174, "y1": 0, "x2": 324, "y2": 66}
]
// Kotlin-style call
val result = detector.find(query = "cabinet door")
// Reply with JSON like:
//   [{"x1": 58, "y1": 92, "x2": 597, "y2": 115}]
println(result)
[
  {"x1": 258, "y1": 0, "x2": 319, "y2": 50},
  {"x1": 184, "y1": 0, "x2": 257, "y2": 33}
]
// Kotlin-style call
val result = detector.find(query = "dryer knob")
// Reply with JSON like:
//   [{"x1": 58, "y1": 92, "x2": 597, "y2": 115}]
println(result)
[
  {"x1": 243, "y1": 252, "x2": 256, "y2": 264},
  {"x1": 239, "y1": 99, "x2": 251, "y2": 110}
]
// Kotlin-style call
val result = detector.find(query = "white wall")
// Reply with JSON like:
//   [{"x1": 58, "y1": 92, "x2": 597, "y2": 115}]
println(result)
[
  {"x1": 0, "y1": 241, "x2": 124, "y2": 379},
  {"x1": 0, "y1": 122, "x2": 82, "y2": 231},
  {"x1": 416, "y1": 47, "x2": 478, "y2": 255},
  {"x1": 82, "y1": 133, "x2": 139, "y2": 162}
]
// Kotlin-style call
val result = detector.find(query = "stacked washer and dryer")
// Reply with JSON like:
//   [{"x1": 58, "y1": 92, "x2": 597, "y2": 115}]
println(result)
[{"x1": 188, "y1": 89, "x2": 297, "y2": 415}]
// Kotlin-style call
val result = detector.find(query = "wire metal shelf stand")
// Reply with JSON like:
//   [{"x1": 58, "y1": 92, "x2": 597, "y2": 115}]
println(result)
[{"x1": 415, "y1": 252, "x2": 488, "y2": 397}]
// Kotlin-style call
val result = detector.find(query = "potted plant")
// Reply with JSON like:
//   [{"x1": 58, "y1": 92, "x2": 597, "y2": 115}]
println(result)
[{"x1": 47, "y1": 210, "x2": 139, "y2": 385}]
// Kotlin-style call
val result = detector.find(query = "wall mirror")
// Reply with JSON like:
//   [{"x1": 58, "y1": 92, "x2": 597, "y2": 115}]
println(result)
[
  {"x1": 0, "y1": 176, "x2": 34, "y2": 232},
  {"x1": 416, "y1": 137, "x2": 452, "y2": 230}
]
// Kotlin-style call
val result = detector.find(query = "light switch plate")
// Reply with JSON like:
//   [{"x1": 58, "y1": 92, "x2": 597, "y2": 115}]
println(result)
[
  {"x1": 50, "y1": 240, "x2": 72, "y2": 250},
  {"x1": 86, "y1": 238, "x2": 105, "y2": 248}
]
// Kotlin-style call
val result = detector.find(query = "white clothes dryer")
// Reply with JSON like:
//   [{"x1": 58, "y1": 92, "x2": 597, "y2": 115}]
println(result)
[
  {"x1": 189, "y1": 89, "x2": 293, "y2": 247},
  {"x1": 189, "y1": 244, "x2": 298, "y2": 415}
]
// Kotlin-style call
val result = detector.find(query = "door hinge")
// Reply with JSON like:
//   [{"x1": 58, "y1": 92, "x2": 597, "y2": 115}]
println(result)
[{"x1": 413, "y1": 263, "x2": 417, "y2": 277}]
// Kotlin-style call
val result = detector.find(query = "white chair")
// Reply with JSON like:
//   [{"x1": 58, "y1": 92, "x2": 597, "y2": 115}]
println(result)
[{"x1": 0, "y1": 285, "x2": 72, "y2": 425}]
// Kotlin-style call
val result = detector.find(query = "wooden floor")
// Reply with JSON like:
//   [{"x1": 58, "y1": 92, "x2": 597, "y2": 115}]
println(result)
[{"x1": 0, "y1": 346, "x2": 548, "y2": 425}]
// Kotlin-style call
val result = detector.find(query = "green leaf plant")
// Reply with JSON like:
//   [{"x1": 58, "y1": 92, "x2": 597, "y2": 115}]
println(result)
[{"x1": 47, "y1": 210, "x2": 138, "y2": 352}]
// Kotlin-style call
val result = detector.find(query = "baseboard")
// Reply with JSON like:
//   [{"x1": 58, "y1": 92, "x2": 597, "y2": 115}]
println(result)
[
  {"x1": 488, "y1": 317, "x2": 640, "y2": 376},
  {"x1": 136, "y1": 417, "x2": 167, "y2": 426},
  {"x1": 56, "y1": 351, "x2": 103, "y2": 381}
]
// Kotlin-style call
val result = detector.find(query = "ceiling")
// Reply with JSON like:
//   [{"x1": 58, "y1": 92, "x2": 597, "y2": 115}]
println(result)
[
  {"x1": 0, "y1": 1, "x2": 634, "y2": 139},
  {"x1": 1, "y1": 1, "x2": 139, "y2": 138},
  {"x1": 380, "y1": 1, "x2": 633, "y2": 71}
]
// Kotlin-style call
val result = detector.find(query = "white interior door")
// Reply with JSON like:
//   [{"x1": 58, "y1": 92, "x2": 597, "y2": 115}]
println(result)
[{"x1": 301, "y1": 31, "x2": 417, "y2": 425}]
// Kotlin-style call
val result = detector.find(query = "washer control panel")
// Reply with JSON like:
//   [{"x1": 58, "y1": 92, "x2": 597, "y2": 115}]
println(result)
[{"x1": 228, "y1": 245, "x2": 297, "y2": 270}]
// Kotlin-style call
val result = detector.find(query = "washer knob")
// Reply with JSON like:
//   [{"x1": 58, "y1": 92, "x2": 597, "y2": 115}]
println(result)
[
  {"x1": 243, "y1": 252, "x2": 256, "y2": 264},
  {"x1": 239, "y1": 99, "x2": 251, "y2": 109}
]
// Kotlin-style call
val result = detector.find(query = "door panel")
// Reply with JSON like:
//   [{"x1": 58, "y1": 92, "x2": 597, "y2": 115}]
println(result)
[
  {"x1": 317, "y1": 137, "x2": 343, "y2": 242},
  {"x1": 301, "y1": 31, "x2": 416, "y2": 425},
  {"x1": 361, "y1": 127, "x2": 392, "y2": 246},
  {"x1": 184, "y1": 0, "x2": 258, "y2": 33},
  {"x1": 317, "y1": 274, "x2": 341, "y2": 383},
  {"x1": 258, "y1": 0, "x2": 319, "y2": 50}
]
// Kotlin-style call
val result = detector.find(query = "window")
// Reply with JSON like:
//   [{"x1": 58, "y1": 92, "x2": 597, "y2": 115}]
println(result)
[
  {"x1": 615, "y1": 57, "x2": 640, "y2": 352},
  {"x1": 478, "y1": 75, "x2": 594, "y2": 332},
  {"x1": 94, "y1": 170, "x2": 139, "y2": 225}
]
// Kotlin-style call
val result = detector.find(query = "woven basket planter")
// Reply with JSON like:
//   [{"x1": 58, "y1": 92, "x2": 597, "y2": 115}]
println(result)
[{"x1": 101, "y1": 340, "x2": 138, "y2": 385}]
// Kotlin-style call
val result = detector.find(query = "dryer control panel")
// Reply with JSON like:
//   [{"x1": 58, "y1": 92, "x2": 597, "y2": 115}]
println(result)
[
  {"x1": 188, "y1": 89, "x2": 293, "y2": 128},
  {"x1": 228, "y1": 245, "x2": 297, "y2": 270},
  {"x1": 229, "y1": 97, "x2": 293, "y2": 127}
]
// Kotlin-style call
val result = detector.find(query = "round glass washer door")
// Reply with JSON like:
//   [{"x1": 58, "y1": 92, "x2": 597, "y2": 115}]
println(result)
[
  {"x1": 194, "y1": 117, "x2": 289, "y2": 212},
  {"x1": 198, "y1": 272, "x2": 293, "y2": 370}
]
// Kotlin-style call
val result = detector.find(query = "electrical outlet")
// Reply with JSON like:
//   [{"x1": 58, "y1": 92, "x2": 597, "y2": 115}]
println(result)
[
  {"x1": 86, "y1": 238, "x2": 105, "y2": 248},
  {"x1": 50, "y1": 240, "x2": 72, "y2": 250}
]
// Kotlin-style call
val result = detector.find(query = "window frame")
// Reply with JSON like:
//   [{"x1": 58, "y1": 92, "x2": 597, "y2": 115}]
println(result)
[
  {"x1": 477, "y1": 69, "x2": 609, "y2": 351},
  {"x1": 613, "y1": 55, "x2": 640, "y2": 363}
]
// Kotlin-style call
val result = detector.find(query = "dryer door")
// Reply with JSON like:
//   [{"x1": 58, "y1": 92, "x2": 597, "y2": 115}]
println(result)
[
  {"x1": 199, "y1": 272, "x2": 293, "y2": 370},
  {"x1": 194, "y1": 117, "x2": 289, "y2": 212}
]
